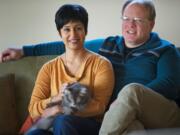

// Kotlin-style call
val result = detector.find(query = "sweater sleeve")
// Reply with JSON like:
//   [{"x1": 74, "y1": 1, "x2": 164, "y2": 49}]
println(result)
[
  {"x1": 84, "y1": 38, "x2": 105, "y2": 53},
  {"x1": 146, "y1": 47, "x2": 180, "y2": 100},
  {"x1": 23, "y1": 38, "x2": 105, "y2": 56},
  {"x1": 23, "y1": 41, "x2": 65, "y2": 56},
  {"x1": 28, "y1": 63, "x2": 52, "y2": 119}
]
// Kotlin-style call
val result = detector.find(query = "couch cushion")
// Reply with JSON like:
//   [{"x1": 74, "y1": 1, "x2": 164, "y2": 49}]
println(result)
[
  {"x1": 0, "y1": 55, "x2": 57, "y2": 126},
  {"x1": 0, "y1": 74, "x2": 19, "y2": 134}
]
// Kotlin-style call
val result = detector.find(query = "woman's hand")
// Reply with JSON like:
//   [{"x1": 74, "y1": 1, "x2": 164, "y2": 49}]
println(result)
[
  {"x1": 50, "y1": 83, "x2": 69, "y2": 103},
  {"x1": 42, "y1": 105, "x2": 63, "y2": 118},
  {"x1": 42, "y1": 83, "x2": 69, "y2": 118}
]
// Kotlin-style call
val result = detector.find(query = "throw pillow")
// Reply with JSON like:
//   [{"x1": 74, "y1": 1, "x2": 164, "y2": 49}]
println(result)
[
  {"x1": 0, "y1": 74, "x2": 19, "y2": 134},
  {"x1": 19, "y1": 115, "x2": 34, "y2": 134}
]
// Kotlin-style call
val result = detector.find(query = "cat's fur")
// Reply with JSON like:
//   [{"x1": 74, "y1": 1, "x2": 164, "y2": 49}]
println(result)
[{"x1": 25, "y1": 82, "x2": 91, "y2": 134}]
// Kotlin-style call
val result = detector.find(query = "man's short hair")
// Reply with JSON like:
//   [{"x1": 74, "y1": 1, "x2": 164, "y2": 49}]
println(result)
[{"x1": 122, "y1": 0, "x2": 156, "y2": 21}]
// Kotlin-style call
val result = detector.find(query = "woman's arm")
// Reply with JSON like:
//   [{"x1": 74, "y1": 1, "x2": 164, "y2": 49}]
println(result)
[{"x1": 28, "y1": 62, "x2": 57, "y2": 119}]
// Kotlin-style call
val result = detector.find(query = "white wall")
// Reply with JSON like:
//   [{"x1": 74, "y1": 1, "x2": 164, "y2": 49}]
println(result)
[{"x1": 0, "y1": 0, "x2": 180, "y2": 51}]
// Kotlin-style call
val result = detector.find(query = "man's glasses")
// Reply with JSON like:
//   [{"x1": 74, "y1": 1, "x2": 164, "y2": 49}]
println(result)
[{"x1": 121, "y1": 16, "x2": 148, "y2": 25}]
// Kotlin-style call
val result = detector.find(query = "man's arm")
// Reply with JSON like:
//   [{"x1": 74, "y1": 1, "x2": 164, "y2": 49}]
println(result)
[
  {"x1": 0, "y1": 48, "x2": 24, "y2": 63},
  {"x1": 23, "y1": 41, "x2": 65, "y2": 56},
  {"x1": 0, "y1": 39, "x2": 105, "y2": 63},
  {"x1": 23, "y1": 39, "x2": 105, "y2": 56},
  {"x1": 0, "y1": 41, "x2": 64, "y2": 63},
  {"x1": 146, "y1": 46, "x2": 180, "y2": 100}
]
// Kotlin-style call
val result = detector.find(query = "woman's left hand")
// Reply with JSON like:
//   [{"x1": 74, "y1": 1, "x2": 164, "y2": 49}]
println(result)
[{"x1": 42, "y1": 105, "x2": 63, "y2": 118}]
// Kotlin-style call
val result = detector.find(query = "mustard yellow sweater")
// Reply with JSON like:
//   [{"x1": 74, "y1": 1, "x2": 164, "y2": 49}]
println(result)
[{"x1": 28, "y1": 52, "x2": 114, "y2": 121}]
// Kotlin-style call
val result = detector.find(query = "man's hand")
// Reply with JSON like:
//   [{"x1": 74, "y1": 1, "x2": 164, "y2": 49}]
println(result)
[{"x1": 0, "y1": 48, "x2": 24, "y2": 63}]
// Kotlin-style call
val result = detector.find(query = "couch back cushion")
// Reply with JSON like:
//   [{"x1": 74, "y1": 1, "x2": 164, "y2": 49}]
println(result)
[
  {"x1": 0, "y1": 55, "x2": 57, "y2": 128},
  {"x1": 0, "y1": 74, "x2": 19, "y2": 134}
]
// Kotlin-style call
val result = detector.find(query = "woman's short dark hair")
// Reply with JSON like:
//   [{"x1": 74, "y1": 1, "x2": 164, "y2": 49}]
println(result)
[{"x1": 55, "y1": 4, "x2": 88, "y2": 34}]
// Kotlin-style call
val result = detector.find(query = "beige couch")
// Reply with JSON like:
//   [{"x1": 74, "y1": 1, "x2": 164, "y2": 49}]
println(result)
[
  {"x1": 0, "y1": 55, "x2": 57, "y2": 134},
  {"x1": 0, "y1": 51, "x2": 180, "y2": 135}
]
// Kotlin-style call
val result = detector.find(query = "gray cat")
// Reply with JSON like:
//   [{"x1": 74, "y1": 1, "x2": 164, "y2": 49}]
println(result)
[{"x1": 25, "y1": 82, "x2": 91, "y2": 135}]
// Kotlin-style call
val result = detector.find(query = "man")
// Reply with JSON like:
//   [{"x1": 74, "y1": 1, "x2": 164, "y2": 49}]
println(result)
[{"x1": 1, "y1": 0, "x2": 180, "y2": 134}]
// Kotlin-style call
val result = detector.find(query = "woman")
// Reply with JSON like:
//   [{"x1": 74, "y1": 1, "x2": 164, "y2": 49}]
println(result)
[{"x1": 27, "y1": 4, "x2": 114, "y2": 135}]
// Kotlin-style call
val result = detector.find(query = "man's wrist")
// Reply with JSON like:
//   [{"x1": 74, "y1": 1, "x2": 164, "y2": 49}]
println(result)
[{"x1": 20, "y1": 48, "x2": 24, "y2": 58}]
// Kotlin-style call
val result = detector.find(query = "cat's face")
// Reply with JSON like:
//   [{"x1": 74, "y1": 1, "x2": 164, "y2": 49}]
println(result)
[{"x1": 63, "y1": 82, "x2": 91, "y2": 112}]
